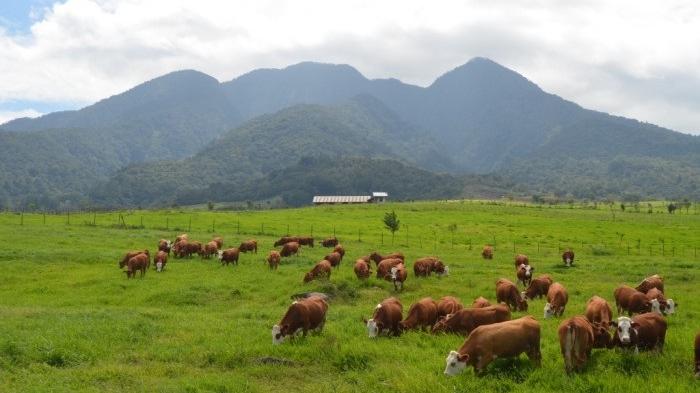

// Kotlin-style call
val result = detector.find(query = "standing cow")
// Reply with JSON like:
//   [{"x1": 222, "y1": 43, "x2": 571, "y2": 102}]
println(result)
[
  {"x1": 436, "y1": 296, "x2": 463, "y2": 318},
  {"x1": 482, "y1": 245, "x2": 494, "y2": 260},
  {"x1": 516, "y1": 264, "x2": 534, "y2": 287},
  {"x1": 125, "y1": 253, "x2": 149, "y2": 278},
  {"x1": 496, "y1": 278, "x2": 528, "y2": 311},
  {"x1": 303, "y1": 260, "x2": 332, "y2": 283},
  {"x1": 271, "y1": 296, "x2": 328, "y2": 344},
  {"x1": 363, "y1": 297, "x2": 403, "y2": 338},
  {"x1": 280, "y1": 242, "x2": 300, "y2": 258},
  {"x1": 354, "y1": 259, "x2": 371, "y2": 279},
  {"x1": 239, "y1": 240, "x2": 258, "y2": 254},
  {"x1": 218, "y1": 248, "x2": 240, "y2": 266},
  {"x1": 514, "y1": 254, "x2": 529, "y2": 268},
  {"x1": 267, "y1": 250, "x2": 281, "y2": 270},
  {"x1": 544, "y1": 282, "x2": 568, "y2": 318},
  {"x1": 400, "y1": 298, "x2": 439, "y2": 331},
  {"x1": 154, "y1": 250, "x2": 168, "y2": 272},
  {"x1": 558, "y1": 316, "x2": 595, "y2": 373},
  {"x1": 562, "y1": 249, "x2": 575, "y2": 267},
  {"x1": 321, "y1": 237, "x2": 339, "y2": 247},
  {"x1": 610, "y1": 313, "x2": 667, "y2": 353}
]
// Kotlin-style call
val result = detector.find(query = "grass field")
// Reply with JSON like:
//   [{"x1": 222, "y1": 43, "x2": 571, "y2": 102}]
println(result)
[{"x1": 0, "y1": 201, "x2": 698, "y2": 392}]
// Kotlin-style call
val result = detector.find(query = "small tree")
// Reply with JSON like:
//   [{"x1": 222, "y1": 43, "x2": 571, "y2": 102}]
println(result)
[
  {"x1": 620, "y1": 203, "x2": 626, "y2": 212},
  {"x1": 383, "y1": 210, "x2": 400, "y2": 244},
  {"x1": 667, "y1": 203, "x2": 677, "y2": 214},
  {"x1": 207, "y1": 201, "x2": 215, "y2": 211}
]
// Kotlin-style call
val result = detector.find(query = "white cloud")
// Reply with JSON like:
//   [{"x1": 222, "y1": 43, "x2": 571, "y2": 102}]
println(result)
[
  {"x1": 0, "y1": 109, "x2": 43, "y2": 124},
  {"x1": 1, "y1": 0, "x2": 700, "y2": 133}
]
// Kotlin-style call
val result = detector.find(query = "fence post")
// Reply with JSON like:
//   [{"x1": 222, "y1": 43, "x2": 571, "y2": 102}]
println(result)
[
  {"x1": 166, "y1": 217, "x2": 169, "y2": 230},
  {"x1": 358, "y1": 228, "x2": 361, "y2": 242},
  {"x1": 43, "y1": 213, "x2": 46, "y2": 225},
  {"x1": 93, "y1": 213, "x2": 96, "y2": 226},
  {"x1": 468, "y1": 239, "x2": 472, "y2": 250},
  {"x1": 140, "y1": 216, "x2": 144, "y2": 228},
  {"x1": 333, "y1": 226, "x2": 336, "y2": 237},
  {"x1": 310, "y1": 225, "x2": 313, "y2": 237},
  {"x1": 67, "y1": 211, "x2": 70, "y2": 225},
  {"x1": 188, "y1": 217, "x2": 192, "y2": 232},
  {"x1": 513, "y1": 241, "x2": 516, "y2": 253},
  {"x1": 287, "y1": 224, "x2": 290, "y2": 236},
  {"x1": 212, "y1": 219, "x2": 216, "y2": 233},
  {"x1": 261, "y1": 223, "x2": 264, "y2": 234},
  {"x1": 237, "y1": 220, "x2": 240, "y2": 234},
  {"x1": 537, "y1": 242, "x2": 540, "y2": 254},
  {"x1": 20, "y1": 212, "x2": 23, "y2": 226},
  {"x1": 381, "y1": 232, "x2": 384, "y2": 245}
]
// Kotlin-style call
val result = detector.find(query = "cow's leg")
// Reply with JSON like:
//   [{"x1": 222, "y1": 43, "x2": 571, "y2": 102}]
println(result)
[{"x1": 475, "y1": 356, "x2": 491, "y2": 375}]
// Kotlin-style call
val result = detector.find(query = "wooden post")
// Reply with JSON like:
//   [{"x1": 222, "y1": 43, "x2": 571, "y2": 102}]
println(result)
[
  {"x1": 237, "y1": 220, "x2": 240, "y2": 234},
  {"x1": 261, "y1": 223, "x2": 264, "y2": 234},
  {"x1": 333, "y1": 225, "x2": 336, "y2": 237},
  {"x1": 43, "y1": 213, "x2": 46, "y2": 225},
  {"x1": 358, "y1": 228, "x2": 361, "y2": 242},
  {"x1": 140, "y1": 216, "x2": 143, "y2": 227},
  {"x1": 188, "y1": 217, "x2": 192, "y2": 232},
  {"x1": 212, "y1": 219, "x2": 216, "y2": 232},
  {"x1": 381, "y1": 232, "x2": 384, "y2": 245},
  {"x1": 310, "y1": 225, "x2": 313, "y2": 237},
  {"x1": 20, "y1": 212, "x2": 23, "y2": 226},
  {"x1": 537, "y1": 242, "x2": 540, "y2": 254},
  {"x1": 166, "y1": 217, "x2": 169, "y2": 230},
  {"x1": 513, "y1": 241, "x2": 516, "y2": 253},
  {"x1": 287, "y1": 224, "x2": 290, "y2": 236},
  {"x1": 468, "y1": 238, "x2": 472, "y2": 250},
  {"x1": 67, "y1": 211, "x2": 70, "y2": 225},
  {"x1": 93, "y1": 213, "x2": 96, "y2": 226}
]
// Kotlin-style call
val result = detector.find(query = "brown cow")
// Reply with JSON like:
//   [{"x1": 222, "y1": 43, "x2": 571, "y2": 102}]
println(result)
[
  {"x1": 635, "y1": 274, "x2": 664, "y2": 294},
  {"x1": 482, "y1": 245, "x2": 493, "y2": 260},
  {"x1": 516, "y1": 264, "x2": 534, "y2": 287},
  {"x1": 332, "y1": 244, "x2": 345, "y2": 258},
  {"x1": 178, "y1": 241, "x2": 202, "y2": 258},
  {"x1": 158, "y1": 239, "x2": 172, "y2": 255},
  {"x1": 321, "y1": 237, "x2": 338, "y2": 247},
  {"x1": 413, "y1": 257, "x2": 449, "y2": 277},
  {"x1": 280, "y1": 242, "x2": 300, "y2": 257},
  {"x1": 354, "y1": 259, "x2": 371, "y2": 279},
  {"x1": 544, "y1": 282, "x2": 568, "y2": 318},
  {"x1": 175, "y1": 234, "x2": 188, "y2": 244},
  {"x1": 154, "y1": 250, "x2": 168, "y2": 272},
  {"x1": 558, "y1": 316, "x2": 594, "y2": 373},
  {"x1": 267, "y1": 250, "x2": 281, "y2": 270},
  {"x1": 324, "y1": 252, "x2": 342, "y2": 268},
  {"x1": 364, "y1": 297, "x2": 403, "y2": 337},
  {"x1": 585, "y1": 296, "x2": 613, "y2": 328},
  {"x1": 562, "y1": 250, "x2": 575, "y2": 267},
  {"x1": 274, "y1": 236, "x2": 299, "y2": 247},
  {"x1": 614, "y1": 285, "x2": 652, "y2": 316},
  {"x1": 218, "y1": 248, "x2": 240, "y2": 266},
  {"x1": 437, "y1": 296, "x2": 463, "y2": 318},
  {"x1": 610, "y1": 313, "x2": 667, "y2": 353},
  {"x1": 472, "y1": 296, "x2": 491, "y2": 308},
  {"x1": 496, "y1": 278, "x2": 528, "y2": 311},
  {"x1": 695, "y1": 331, "x2": 700, "y2": 378},
  {"x1": 444, "y1": 316, "x2": 541, "y2": 376},
  {"x1": 200, "y1": 241, "x2": 218, "y2": 259},
  {"x1": 523, "y1": 274, "x2": 553, "y2": 300},
  {"x1": 376, "y1": 258, "x2": 404, "y2": 279},
  {"x1": 298, "y1": 237, "x2": 314, "y2": 247},
  {"x1": 645, "y1": 288, "x2": 667, "y2": 315},
  {"x1": 400, "y1": 298, "x2": 439, "y2": 331},
  {"x1": 271, "y1": 296, "x2": 328, "y2": 344},
  {"x1": 212, "y1": 237, "x2": 223, "y2": 250},
  {"x1": 514, "y1": 254, "x2": 529, "y2": 268},
  {"x1": 239, "y1": 240, "x2": 258, "y2": 254},
  {"x1": 119, "y1": 250, "x2": 149, "y2": 269},
  {"x1": 125, "y1": 253, "x2": 149, "y2": 278},
  {"x1": 303, "y1": 260, "x2": 332, "y2": 283},
  {"x1": 369, "y1": 251, "x2": 405, "y2": 266},
  {"x1": 432, "y1": 304, "x2": 510, "y2": 335},
  {"x1": 388, "y1": 263, "x2": 407, "y2": 291}
]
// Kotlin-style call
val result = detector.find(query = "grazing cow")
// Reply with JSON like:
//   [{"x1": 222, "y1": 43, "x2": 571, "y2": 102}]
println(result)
[
  {"x1": 562, "y1": 249, "x2": 575, "y2": 267},
  {"x1": 321, "y1": 237, "x2": 338, "y2": 247},
  {"x1": 444, "y1": 316, "x2": 541, "y2": 376},
  {"x1": 178, "y1": 241, "x2": 202, "y2": 258},
  {"x1": 496, "y1": 278, "x2": 528, "y2": 311},
  {"x1": 303, "y1": 260, "x2": 332, "y2": 283},
  {"x1": 514, "y1": 254, "x2": 529, "y2": 268},
  {"x1": 158, "y1": 239, "x2": 172, "y2": 255},
  {"x1": 125, "y1": 253, "x2": 149, "y2": 278},
  {"x1": 274, "y1": 236, "x2": 299, "y2": 247},
  {"x1": 212, "y1": 237, "x2": 223, "y2": 250},
  {"x1": 635, "y1": 274, "x2": 664, "y2": 294},
  {"x1": 413, "y1": 257, "x2": 449, "y2": 277},
  {"x1": 239, "y1": 240, "x2": 258, "y2": 254},
  {"x1": 298, "y1": 237, "x2": 314, "y2": 247},
  {"x1": 119, "y1": 250, "x2": 149, "y2": 269},
  {"x1": 523, "y1": 274, "x2": 553, "y2": 300},
  {"x1": 432, "y1": 304, "x2": 511, "y2": 335},
  {"x1": 369, "y1": 251, "x2": 405, "y2": 266},
  {"x1": 324, "y1": 252, "x2": 342, "y2": 269},
  {"x1": 614, "y1": 285, "x2": 651, "y2": 316},
  {"x1": 611, "y1": 313, "x2": 667, "y2": 353},
  {"x1": 695, "y1": 331, "x2": 700, "y2": 378},
  {"x1": 585, "y1": 296, "x2": 613, "y2": 328},
  {"x1": 436, "y1": 296, "x2": 463, "y2": 318},
  {"x1": 516, "y1": 264, "x2": 534, "y2": 287},
  {"x1": 354, "y1": 259, "x2": 371, "y2": 279},
  {"x1": 154, "y1": 250, "x2": 168, "y2": 272},
  {"x1": 376, "y1": 258, "x2": 404, "y2": 279},
  {"x1": 364, "y1": 297, "x2": 403, "y2": 338},
  {"x1": 544, "y1": 282, "x2": 568, "y2": 318},
  {"x1": 389, "y1": 264, "x2": 407, "y2": 291},
  {"x1": 271, "y1": 296, "x2": 328, "y2": 345},
  {"x1": 472, "y1": 296, "x2": 491, "y2": 308},
  {"x1": 218, "y1": 248, "x2": 240, "y2": 266},
  {"x1": 400, "y1": 298, "x2": 439, "y2": 331},
  {"x1": 280, "y1": 242, "x2": 300, "y2": 258},
  {"x1": 267, "y1": 250, "x2": 281, "y2": 270},
  {"x1": 200, "y1": 241, "x2": 218, "y2": 259},
  {"x1": 332, "y1": 244, "x2": 345, "y2": 258},
  {"x1": 645, "y1": 288, "x2": 668, "y2": 315},
  {"x1": 482, "y1": 245, "x2": 494, "y2": 260},
  {"x1": 175, "y1": 234, "x2": 188, "y2": 244},
  {"x1": 558, "y1": 316, "x2": 595, "y2": 373}
]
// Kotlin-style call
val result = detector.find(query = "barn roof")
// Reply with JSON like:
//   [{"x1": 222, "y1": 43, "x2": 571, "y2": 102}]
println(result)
[
  {"x1": 312, "y1": 195, "x2": 372, "y2": 203},
  {"x1": 372, "y1": 192, "x2": 388, "y2": 197}
]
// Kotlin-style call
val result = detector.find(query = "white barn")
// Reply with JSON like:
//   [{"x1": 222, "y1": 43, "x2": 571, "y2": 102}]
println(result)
[{"x1": 312, "y1": 192, "x2": 388, "y2": 205}]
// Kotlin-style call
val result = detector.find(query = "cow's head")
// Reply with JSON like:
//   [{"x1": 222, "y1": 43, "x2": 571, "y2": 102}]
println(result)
[
  {"x1": 390, "y1": 266, "x2": 399, "y2": 280},
  {"x1": 591, "y1": 322, "x2": 612, "y2": 348},
  {"x1": 217, "y1": 250, "x2": 224, "y2": 260},
  {"x1": 364, "y1": 308, "x2": 382, "y2": 338},
  {"x1": 543, "y1": 303, "x2": 554, "y2": 319},
  {"x1": 156, "y1": 261, "x2": 163, "y2": 272},
  {"x1": 611, "y1": 317, "x2": 638, "y2": 344},
  {"x1": 444, "y1": 350, "x2": 468, "y2": 376},
  {"x1": 523, "y1": 265, "x2": 533, "y2": 277},
  {"x1": 565, "y1": 257, "x2": 572, "y2": 267},
  {"x1": 521, "y1": 290, "x2": 530, "y2": 301},
  {"x1": 271, "y1": 324, "x2": 287, "y2": 345},
  {"x1": 517, "y1": 296, "x2": 528, "y2": 312},
  {"x1": 664, "y1": 299, "x2": 676, "y2": 314},
  {"x1": 165, "y1": 240, "x2": 172, "y2": 248},
  {"x1": 649, "y1": 298, "x2": 662, "y2": 315},
  {"x1": 303, "y1": 273, "x2": 314, "y2": 283},
  {"x1": 431, "y1": 315, "x2": 451, "y2": 333}
]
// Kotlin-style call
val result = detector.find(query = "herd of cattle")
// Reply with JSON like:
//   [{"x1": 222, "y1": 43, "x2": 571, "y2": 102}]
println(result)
[{"x1": 118, "y1": 235, "x2": 700, "y2": 378}]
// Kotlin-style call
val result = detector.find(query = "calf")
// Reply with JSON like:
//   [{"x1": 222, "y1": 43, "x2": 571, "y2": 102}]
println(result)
[
  {"x1": 558, "y1": 316, "x2": 594, "y2": 373},
  {"x1": 523, "y1": 274, "x2": 552, "y2": 300},
  {"x1": 200, "y1": 241, "x2": 218, "y2": 259},
  {"x1": 125, "y1": 253, "x2": 149, "y2": 278},
  {"x1": 611, "y1": 313, "x2": 667, "y2": 353},
  {"x1": 562, "y1": 250, "x2": 575, "y2": 267},
  {"x1": 266, "y1": 250, "x2": 281, "y2": 270},
  {"x1": 444, "y1": 316, "x2": 541, "y2": 376},
  {"x1": 514, "y1": 254, "x2": 529, "y2": 268},
  {"x1": 119, "y1": 250, "x2": 149, "y2": 269},
  {"x1": 324, "y1": 251, "x2": 342, "y2": 268},
  {"x1": 332, "y1": 244, "x2": 345, "y2": 258},
  {"x1": 472, "y1": 296, "x2": 491, "y2": 308},
  {"x1": 158, "y1": 239, "x2": 172, "y2": 255},
  {"x1": 432, "y1": 304, "x2": 510, "y2": 335},
  {"x1": 303, "y1": 260, "x2": 332, "y2": 283},
  {"x1": 389, "y1": 264, "x2": 407, "y2": 291},
  {"x1": 635, "y1": 274, "x2": 664, "y2": 294},
  {"x1": 376, "y1": 258, "x2": 404, "y2": 279},
  {"x1": 544, "y1": 282, "x2": 568, "y2": 318},
  {"x1": 280, "y1": 242, "x2": 300, "y2": 258},
  {"x1": 321, "y1": 237, "x2": 338, "y2": 247},
  {"x1": 154, "y1": 250, "x2": 168, "y2": 272},
  {"x1": 212, "y1": 237, "x2": 223, "y2": 250},
  {"x1": 496, "y1": 278, "x2": 528, "y2": 311},
  {"x1": 364, "y1": 297, "x2": 403, "y2": 337},
  {"x1": 353, "y1": 259, "x2": 371, "y2": 279},
  {"x1": 436, "y1": 296, "x2": 463, "y2": 318},
  {"x1": 614, "y1": 285, "x2": 651, "y2": 316},
  {"x1": 218, "y1": 248, "x2": 240, "y2": 266},
  {"x1": 516, "y1": 264, "x2": 534, "y2": 287},
  {"x1": 271, "y1": 296, "x2": 328, "y2": 344},
  {"x1": 239, "y1": 240, "x2": 258, "y2": 254},
  {"x1": 482, "y1": 245, "x2": 493, "y2": 259},
  {"x1": 400, "y1": 298, "x2": 438, "y2": 331}
]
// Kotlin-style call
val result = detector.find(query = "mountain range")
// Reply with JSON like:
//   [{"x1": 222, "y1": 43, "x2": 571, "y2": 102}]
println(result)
[{"x1": 1, "y1": 57, "x2": 698, "y2": 210}]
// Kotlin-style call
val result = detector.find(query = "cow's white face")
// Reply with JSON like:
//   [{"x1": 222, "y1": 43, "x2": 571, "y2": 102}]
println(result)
[
  {"x1": 438, "y1": 266, "x2": 449, "y2": 277},
  {"x1": 521, "y1": 291, "x2": 529, "y2": 301},
  {"x1": 565, "y1": 257, "x2": 571, "y2": 267},
  {"x1": 523, "y1": 265, "x2": 532, "y2": 277},
  {"x1": 444, "y1": 350, "x2": 466, "y2": 376},
  {"x1": 649, "y1": 298, "x2": 661, "y2": 315},
  {"x1": 366, "y1": 319, "x2": 378, "y2": 338},
  {"x1": 217, "y1": 250, "x2": 223, "y2": 260},
  {"x1": 271, "y1": 325, "x2": 284, "y2": 345},
  {"x1": 543, "y1": 303, "x2": 555, "y2": 319},
  {"x1": 156, "y1": 261, "x2": 163, "y2": 272},
  {"x1": 390, "y1": 267, "x2": 398, "y2": 279},
  {"x1": 615, "y1": 317, "x2": 633, "y2": 343},
  {"x1": 166, "y1": 240, "x2": 172, "y2": 248},
  {"x1": 665, "y1": 299, "x2": 675, "y2": 314}
]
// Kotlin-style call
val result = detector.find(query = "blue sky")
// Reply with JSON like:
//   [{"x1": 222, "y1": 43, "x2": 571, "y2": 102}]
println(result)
[{"x1": 0, "y1": 0, "x2": 57, "y2": 34}]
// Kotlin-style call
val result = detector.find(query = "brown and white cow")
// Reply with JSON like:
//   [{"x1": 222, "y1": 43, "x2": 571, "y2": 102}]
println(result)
[
  {"x1": 645, "y1": 288, "x2": 667, "y2": 315},
  {"x1": 125, "y1": 253, "x2": 149, "y2": 278},
  {"x1": 436, "y1": 296, "x2": 463, "y2": 318},
  {"x1": 239, "y1": 239, "x2": 258, "y2": 254},
  {"x1": 369, "y1": 251, "x2": 405, "y2": 266},
  {"x1": 522, "y1": 274, "x2": 553, "y2": 300},
  {"x1": 303, "y1": 260, "x2": 332, "y2": 283},
  {"x1": 271, "y1": 296, "x2": 328, "y2": 345},
  {"x1": 635, "y1": 274, "x2": 664, "y2": 294},
  {"x1": 364, "y1": 297, "x2": 403, "y2": 337},
  {"x1": 200, "y1": 241, "x2": 218, "y2": 259},
  {"x1": 321, "y1": 237, "x2": 338, "y2": 247},
  {"x1": 212, "y1": 237, "x2": 223, "y2": 250},
  {"x1": 280, "y1": 242, "x2": 300, "y2": 258},
  {"x1": 413, "y1": 257, "x2": 449, "y2": 277},
  {"x1": 376, "y1": 258, "x2": 404, "y2": 279},
  {"x1": 158, "y1": 239, "x2": 172, "y2": 255},
  {"x1": 119, "y1": 250, "x2": 149, "y2": 269},
  {"x1": 175, "y1": 234, "x2": 188, "y2": 244},
  {"x1": 218, "y1": 248, "x2": 240, "y2": 266},
  {"x1": 400, "y1": 298, "x2": 439, "y2": 331},
  {"x1": 544, "y1": 282, "x2": 568, "y2": 318},
  {"x1": 496, "y1": 278, "x2": 528, "y2": 311},
  {"x1": 332, "y1": 244, "x2": 345, "y2": 258},
  {"x1": 353, "y1": 259, "x2": 371, "y2": 279},
  {"x1": 298, "y1": 237, "x2": 314, "y2": 247},
  {"x1": 432, "y1": 304, "x2": 510, "y2": 335},
  {"x1": 389, "y1": 264, "x2": 407, "y2": 291},
  {"x1": 614, "y1": 285, "x2": 652, "y2": 316},
  {"x1": 324, "y1": 252, "x2": 342, "y2": 269},
  {"x1": 472, "y1": 296, "x2": 491, "y2": 308},
  {"x1": 266, "y1": 250, "x2": 280, "y2": 270},
  {"x1": 562, "y1": 250, "x2": 575, "y2": 267},
  {"x1": 558, "y1": 316, "x2": 594, "y2": 373},
  {"x1": 610, "y1": 313, "x2": 667, "y2": 353},
  {"x1": 482, "y1": 245, "x2": 494, "y2": 260},
  {"x1": 274, "y1": 236, "x2": 299, "y2": 247},
  {"x1": 444, "y1": 316, "x2": 541, "y2": 376},
  {"x1": 514, "y1": 254, "x2": 529, "y2": 268},
  {"x1": 154, "y1": 250, "x2": 168, "y2": 272},
  {"x1": 177, "y1": 241, "x2": 202, "y2": 258},
  {"x1": 516, "y1": 264, "x2": 534, "y2": 287},
  {"x1": 585, "y1": 296, "x2": 613, "y2": 328}
]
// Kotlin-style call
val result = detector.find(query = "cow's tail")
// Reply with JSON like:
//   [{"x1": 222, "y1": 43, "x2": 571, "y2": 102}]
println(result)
[{"x1": 565, "y1": 322, "x2": 576, "y2": 373}]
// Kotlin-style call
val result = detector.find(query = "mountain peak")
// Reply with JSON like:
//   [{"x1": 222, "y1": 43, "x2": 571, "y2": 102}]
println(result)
[{"x1": 429, "y1": 57, "x2": 541, "y2": 93}]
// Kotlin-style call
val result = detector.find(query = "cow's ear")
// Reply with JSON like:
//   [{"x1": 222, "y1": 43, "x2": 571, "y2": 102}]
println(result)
[
  {"x1": 361, "y1": 317, "x2": 368, "y2": 324},
  {"x1": 631, "y1": 322, "x2": 640, "y2": 328},
  {"x1": 457, "y1": 353, "x2": 470, "y2": 362}
]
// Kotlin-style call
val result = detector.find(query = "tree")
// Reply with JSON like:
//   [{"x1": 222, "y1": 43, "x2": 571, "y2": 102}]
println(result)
[
  {"x1": 667, "y1": 203, "x2": 677, "y2": 214},
  {"x1": 383, "y1": 210, "x2": 400, "y2": 244}
]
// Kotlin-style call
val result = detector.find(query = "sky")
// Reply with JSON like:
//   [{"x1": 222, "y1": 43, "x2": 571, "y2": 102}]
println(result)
[{"x1": 1, "y1": 0, "x2": 699, "y2": 135}]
